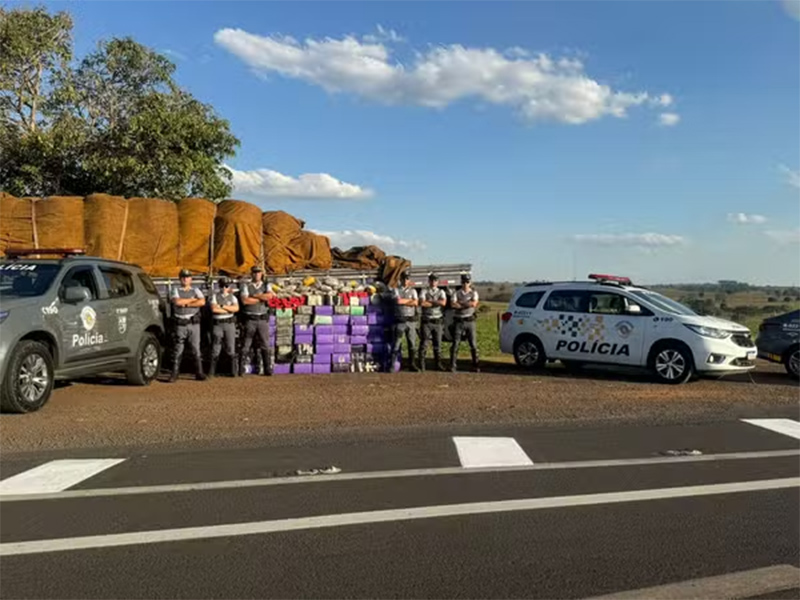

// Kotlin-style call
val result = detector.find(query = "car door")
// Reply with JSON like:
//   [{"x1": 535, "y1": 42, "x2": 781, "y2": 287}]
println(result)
[
  {"x1": 539, "y1": 289, "x2": 591, "y2": 359},
  {"x1": 584, "y1": 290, "x2": 650, "y2": 366},
  {"x1": 97, "y1": 266, "x2": 138, "y2": 355},
  {"x1": 56, "y1": 265, "x2": 110, "y2": 364}
]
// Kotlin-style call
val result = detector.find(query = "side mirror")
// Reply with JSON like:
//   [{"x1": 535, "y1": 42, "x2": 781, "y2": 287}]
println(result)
[
  {"x1": 626, "y1": 303, "x2": 642, "y2": 315},
  {"x1": 63, "y1": 286, "x2": 91, "y2": 304}
]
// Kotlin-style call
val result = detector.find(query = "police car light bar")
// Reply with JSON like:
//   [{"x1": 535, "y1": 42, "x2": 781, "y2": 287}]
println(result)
[
  {"x1": 588, "y1": 273, "x2": 632, "y2": 285},
  {"x1": 5, "y1": 247, "x2": 86, "y2": 258}
]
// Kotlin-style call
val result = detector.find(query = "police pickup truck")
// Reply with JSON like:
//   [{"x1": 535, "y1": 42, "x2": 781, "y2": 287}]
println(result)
[
  {"x1": 0, "y1": 249, "x2": 166, "y2": 413},
  {"x1": 499, "y1": 274, "x2": 757, "y2": 384}
]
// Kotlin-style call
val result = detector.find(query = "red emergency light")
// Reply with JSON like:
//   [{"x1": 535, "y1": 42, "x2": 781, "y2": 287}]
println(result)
[{"x1": 588, "y1": 273, "x2": 632, "y2": 285}]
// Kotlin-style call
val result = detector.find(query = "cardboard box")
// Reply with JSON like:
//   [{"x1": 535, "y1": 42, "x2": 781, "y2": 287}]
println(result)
[{"x1": 312, "y1": 363, "x2": 332, "y2": 374}]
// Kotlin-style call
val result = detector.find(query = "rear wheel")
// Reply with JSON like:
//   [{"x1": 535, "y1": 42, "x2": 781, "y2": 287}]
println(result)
[
  {"x1": 650, "y1": 343, "x2": 694, "y2": 385},
  {"x1": 785, "y1": 346, "x2": 800, "y2": 379},
  {"x1": 127, "y1": 333, "x2": 161, "y2": 386},
  {"x1": 1, "y1": 341, "x2": 55, "y2": 413},
  {"x1": 514, "y1": 335, "x2": 546, "y2": 370}
]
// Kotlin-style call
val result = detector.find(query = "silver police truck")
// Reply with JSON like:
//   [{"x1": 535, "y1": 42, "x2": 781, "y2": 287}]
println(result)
[{"x1": 0, "y1": 249, "x2": 166, "y2": 413}]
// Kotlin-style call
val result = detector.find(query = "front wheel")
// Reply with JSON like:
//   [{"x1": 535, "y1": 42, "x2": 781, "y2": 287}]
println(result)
[
  {"x1": 514, "y1": 336, "x2": 546, "y2": 370},
  {"x1": 127, "y1": 333, "x2": 162, "y2": 386},
  {"x1": 1, "y1": 340, "x2": 55, "y2": 413},
  {"x1": 785, "y1": 347, "x2": 800, "y2": 379},
  {"x1": 650, "y1": 344, "x2": 694, "y2": 385}
]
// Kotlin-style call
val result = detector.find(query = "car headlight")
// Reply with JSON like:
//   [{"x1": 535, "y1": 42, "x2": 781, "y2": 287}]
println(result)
[
  {"x1": 0, "y1": 310, "x2": 8, "y2": 324},
  {"x1": 684, "y1": 323, "x2": 731, "y2": 339}
]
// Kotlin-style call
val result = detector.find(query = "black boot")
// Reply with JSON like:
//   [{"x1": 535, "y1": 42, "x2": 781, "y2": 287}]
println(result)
[
  {"x1": 450, "y1": 347, "x2": 458, "y2": 372},
  {"x1": 230, "y1": 354, "x2": 239, "y2": 377},
  {"x1": 167, "y1": 352, "x2": 182, "y2": 383},
  {"x1": 471, "y1": 348, "x2": 481, "y2": 373},
  {"x1": 208, "y1": 356, "x2": 218, "y2": 379},
  {"x1": 418, "y1": 348, "x2": 426, "y2": 372},
  {"x1": 195, "y1": 356, "x2": 207, "y2": 381},
  {"x1": 435, "y1": 350, "x2": 447, "y2": 372},
  {"x1": 261, "y1": 349, "x2": 273, "y2": 376},
  {"x1": 239, "y1": 354, "x2": 248, "y2": 376}
]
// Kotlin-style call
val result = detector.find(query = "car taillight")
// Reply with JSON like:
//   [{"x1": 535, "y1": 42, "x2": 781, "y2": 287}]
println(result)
[{"x1": 501, "y1": 312, "x2": 512, "y2": 322}]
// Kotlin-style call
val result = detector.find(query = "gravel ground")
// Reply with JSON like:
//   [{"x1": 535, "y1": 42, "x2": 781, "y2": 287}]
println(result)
[{"x1": 0, "y1": 359, "x2": 797, "y2": 455}]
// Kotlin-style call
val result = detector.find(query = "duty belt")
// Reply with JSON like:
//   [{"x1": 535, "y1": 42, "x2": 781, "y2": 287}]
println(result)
[
  {"x1": 422, "y1": 317, "x2": 443, "y2": 323},
  {"x1": 395, "y1": 316, "x2": 417, "y2": 323},
  {"x1": 213, "y1": 315, "x2": 234, "y2": 321},
  {"x1": 454, "y1": 315, "x2": 476, "y2": 322},
  {"x1": 174, "y1": 314, "x2": 201, "y2": 325},
  {"x1": 244, "y1": 313, "x2": 268, "y2": 320}
]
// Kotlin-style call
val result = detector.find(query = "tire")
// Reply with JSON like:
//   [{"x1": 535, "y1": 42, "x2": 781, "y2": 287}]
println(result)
[
  {"x1": 514, "y1": 335, "x2": 546, "y2": 370},
  {"x1": 650, "y1": 342, "x2": 694, "y2": 385},
  {"x1": 1, "y1": 341, "x2": 55, "y2": 413},
  {"x1": 785, "y1": 346, "x2": 800, "y2": 379},
  {"x1": 126, "y1": 333, "x2": 161, "y2": 386}
]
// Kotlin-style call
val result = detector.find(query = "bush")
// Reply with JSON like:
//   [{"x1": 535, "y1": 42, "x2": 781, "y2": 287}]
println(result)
[{"x1": 767, "y1": 297, "x2": 777, "y2": 303}]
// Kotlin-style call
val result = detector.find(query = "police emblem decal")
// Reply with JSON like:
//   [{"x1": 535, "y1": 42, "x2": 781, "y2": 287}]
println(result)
[{"x1": 615, "y1": 321, "x2": 634, "y2": 338}]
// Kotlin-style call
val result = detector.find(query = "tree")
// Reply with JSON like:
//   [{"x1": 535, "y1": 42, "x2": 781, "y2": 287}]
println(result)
[{"x1": 0, "y1": 7, "x2": 239, "y2": 200}]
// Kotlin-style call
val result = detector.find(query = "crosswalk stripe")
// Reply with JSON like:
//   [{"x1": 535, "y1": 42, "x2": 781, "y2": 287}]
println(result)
[
  {"x1": 741, "y1": 419, "x2": 800, "y2": 440},
  {"x1": 452, "y1": 437, "x2": 534, "y2": 468},
  {"x1": 0, "y1": 459, "x2": 126, "y2": 496}
]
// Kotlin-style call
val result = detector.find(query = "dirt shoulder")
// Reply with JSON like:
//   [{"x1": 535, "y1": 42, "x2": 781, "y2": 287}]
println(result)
[{"x1": 1, "y1": 360, "x2": 797, "y2": 455}]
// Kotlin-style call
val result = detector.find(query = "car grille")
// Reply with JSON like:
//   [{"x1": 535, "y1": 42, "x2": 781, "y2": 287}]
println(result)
[
  {"x1": 731, "y1": 333, "x2": 755, "y2": 348},
  {"x1": 732, "y1": 357, "x2": 756, "y2": 367}
]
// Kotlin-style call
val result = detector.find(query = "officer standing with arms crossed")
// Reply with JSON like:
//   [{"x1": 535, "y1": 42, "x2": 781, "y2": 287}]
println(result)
[
  {"x1": 390, "y1": 271, "x2": 420, "y2": 373},
  {"x1": 168, "y1": 269, "x2": 207, "y2": 382},
  {"x1": 418, "y1": 272, "x2": 447, "y2": 371},
  {"x1": 239, "y1": 265, "x2": 274, "y2": 376},
  {"x1": 450, "y1": 272, "x2": 481, "y2": 373},
  {"x1": 209, "y1": 277, "x2": 239, "y2": 378}
]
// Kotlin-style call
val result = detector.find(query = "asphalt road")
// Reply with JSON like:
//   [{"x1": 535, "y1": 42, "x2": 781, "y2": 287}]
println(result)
[{"x1": 1, "y1": 417, "x2": 798, "y2": 599}]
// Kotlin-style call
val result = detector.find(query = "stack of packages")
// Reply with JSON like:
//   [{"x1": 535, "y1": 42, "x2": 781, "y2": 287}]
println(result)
[
  {"x1": 314, "y1": 304, "x2": 336, "y2": 373},
  {"x1": 366, "y1": 292, "x2": 398, "y2": 372},
  {"x1": 293, "y1": 304, "x2": 315, "y2": 374},
  {"x1": 272, "y1": 309, "x2": 294, "y2": 375}
]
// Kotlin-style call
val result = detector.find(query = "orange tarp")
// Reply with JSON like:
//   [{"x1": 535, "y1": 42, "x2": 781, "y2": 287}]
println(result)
[
  {"x1": 0, "y1": 193, "x2": 35, "y2": 255},
  {"x1": 84, "y1": 194, "x2": 128, "y2": 260},
  {"x1": 212, "y1": 199, "x2": 263, "y2": 276},
  {"x1": 123, "y1": 198, "x2": 180, "y2": 277},
  {"x1": 262, "y1": 210, "x2": 305, "y2": 274},
  {"x1": 178, "y1": 198, "x2": 216, "y2": 274},
  {"x1": 37, "y1": 196, "x2": 85, "y2": 250}
]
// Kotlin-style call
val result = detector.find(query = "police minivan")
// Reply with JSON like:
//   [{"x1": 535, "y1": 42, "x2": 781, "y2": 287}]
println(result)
[{"x1": 499, "y1": 274, "x2": 757, "y2": 384}]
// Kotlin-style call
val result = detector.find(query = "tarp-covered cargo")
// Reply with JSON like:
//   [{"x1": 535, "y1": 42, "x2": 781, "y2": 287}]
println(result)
[
  {"x1": 178, "y1": 198, "x2": 216, "y2": 274},
  {"x1": 379, "y1": 255, "x2": 412, "y2": 288},
  {"x1": 123, "y1": 198, "x2": 180, "y2": 277},
  {"x1": 0, "y1": 193, "x2": 36, "y2": 255},
  {"x1": 213, "y1": 199, "x2": 263, "y2": 276},
  {"x1": 262, "y1": 210, "x2": 305, "y2": 274},
  {"x1": 84, "y1": 193, "x2": 128, "y2": 260},
  {"x1": 294, "y1": 231, "x2": 333, "y2": 271},
  {"x1": 332, "y1": 245, "x2": 386, "y2": 270},
  {"x1": 37, "y1": 196, "x2": 85, "y2": 251}
]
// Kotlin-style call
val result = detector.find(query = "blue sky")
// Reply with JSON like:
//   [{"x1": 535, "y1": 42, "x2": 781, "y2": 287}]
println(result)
[{"x1": 49, "y1": 0, "x2": 800, "y2": 284}]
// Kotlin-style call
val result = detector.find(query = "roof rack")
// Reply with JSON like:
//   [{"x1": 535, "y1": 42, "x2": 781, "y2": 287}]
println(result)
[{"x1": 4, "y1": 247, "x2": 86, "y2": 259}]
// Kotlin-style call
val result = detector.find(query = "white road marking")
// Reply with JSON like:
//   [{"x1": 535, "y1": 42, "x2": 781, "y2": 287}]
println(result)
[
  {"x1": 452, "y1": 436, "x2": 534, "y2": 468},
  {"x1": 0, "y1": 449, "x2": 796, "y2": 503},
  {"x1": 1, "y1": 477, "x2": 796, "y2": 557},
  {"x1": 742, "y1": 418, "x2": 800, "y2": 440},
  {"x1": 0, "y1": 459, "x2": 125, "y2": 496},
  {"x1": 587, "y1": 564, "x2": 800, "y2": 599}
]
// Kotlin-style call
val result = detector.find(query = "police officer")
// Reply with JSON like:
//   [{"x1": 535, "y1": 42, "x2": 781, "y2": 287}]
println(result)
[
  {"x1": 168, "y1": 269, "x2": 206, "y2": 382},
  {"x1": 390, "y1": 271, "x2": 420, "y2": 373},
  {"x1": 450, "y1": 273, "x2": 480, "y2": 373},
  {"x1": 418, "y1": 272, "x2": 447, "y2": 372},
  {"x1": 239, "y1": 265, "x2": 274, "y2": 376},
  {"x1": 209, "y1": 277, "x2": 239, "y2": 378}
]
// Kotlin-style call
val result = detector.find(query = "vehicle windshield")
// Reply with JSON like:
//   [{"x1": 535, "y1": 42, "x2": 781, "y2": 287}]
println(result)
[
  {"x1": 627, "y1": 289, "x2": 698, "y2": 317},
  {"x1": 0, "y1": 263, "x2": 60, "y2": 299}
]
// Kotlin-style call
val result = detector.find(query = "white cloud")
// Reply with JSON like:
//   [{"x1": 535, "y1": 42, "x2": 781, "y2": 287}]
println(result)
[
  {"x1": 727, "y1": 213, "x2": 768, "y2": 224},
  {"x1": 779, "y1": 164, "x2": 800, "y2": 189},
  {"x1": 313, "y1": 229, "x2": 426, "y2": 252},
  {"x1": 363, "y1": 24, "x2": 405, "y2": 44},
  {"x1": 765, "y1": 229, "x2": 800, "y2": 244},
  {"x1": 162, "y1": 49, "x2": 187, "y2": 61},
  {"x1": 226, "y1": 166, "x2": 373, "y2": 199},
  {"x1": 572, "y1": 233, "x2": 686, "y2": 247},
  {"x1": 214, "y1": 28, "x2": 676, "y2": 125},
  {"x1": 658, "y1": 112, "x2": 680, "y2": 127}
]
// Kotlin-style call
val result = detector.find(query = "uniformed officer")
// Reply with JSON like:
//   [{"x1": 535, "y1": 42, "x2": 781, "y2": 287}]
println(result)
[
  {"x1": 450, "y1": 273, "x2": 481, "y2": 373},
  {"x1": 209, "y1": 277, "x2": 239, "y2": 378},
  {"x1": 239, "y1": 265, "x2": 274, "y2": 376},
  {"x1": 389, "y1": 271, "x2": 420, "y2": 373},
  {"x1": 418, "y1": 272, "x2": 448, "y2": 372},
  {"x1": 168, "y1": 269, "x2": 207, "y2": 382}
]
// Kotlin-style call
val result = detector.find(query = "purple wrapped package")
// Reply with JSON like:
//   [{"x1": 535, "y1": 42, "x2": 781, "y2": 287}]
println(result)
[
  {"x1": 272, "y1": 363, "x2": 291, "y2": 375},
  {"x1": 333, "y1": 325, "x2": 349, "y2": 335},
  {"x1": 360, "y1": 296, "x2": 371, "y2": 306},
  {"x1": 350, "y1": 315, "x2": 368, "y2": 326},
  {"x1": 350, "y1": 325, "x2": 369, "y2": 336},
  {"x1": 314, "y1": 306, "x2": 334, "y2": 316},
  {"x1": 333, "y1": 343, "x2": 351, "y2": 354},
  {"x1": 332, "y1": 353, "x2": 351, "y2": 364},
  {"x1": 316, "y1": 334, "x2": 334, "y2": 345},
  {"x1": 367, "y1": 314, "x2": 388, "y2": 325},
  {"x1": 269, "y1": 316, "x2": 276, "y2": 325},
  {"x1": 350, "y1": 335, "x2": 368, "y2": 345},
  {"x1": 294, "y1": 333, "x2": 314, "y2": 346},
  {"x1": 315, "y1": 343, "x2": 334, "y2": 355},
  {"x1": 332, "y1": 314, "x2": 350, "y2": 325},
  {"x1": 295, "y1": 324, "x2": 313, "y2": 334},
  {"x1": 293, "y1": 363, "x2": 313, "y2": 374},
  {"x1": 334, "y1": 334, "x2": 349, "y2": 344},
  {"x1": 312, "y1": 363, "x2": 332, "y2": 374},
  {"x1": 313, "y1": 354, "x2": 332, "y2": 364},
  {"x1": 315, "y1": 325, "x2": 334, "y2": 335}
]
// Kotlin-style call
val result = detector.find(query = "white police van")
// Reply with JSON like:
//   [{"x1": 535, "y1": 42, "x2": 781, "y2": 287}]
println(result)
[{"x1": 499, "y1": 274, "x2": 757, "y2": 384}]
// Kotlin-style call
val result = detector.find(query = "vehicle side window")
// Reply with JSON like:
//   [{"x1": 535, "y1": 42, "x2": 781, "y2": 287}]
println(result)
[
  {"x1": 99, "y1": 267, "x2": 135, "y2": 299},
  {"x1": 543, "y1": 290, "x2": 588, "y2": 313},
  {"x1": 60, "y1": 267, "x2": 99, "y2": 300},
  {"x1": 515, "y1": 291, "x2": 545, "y2": 308},
  {"x1": 588, "y1": 292, "x2": 625, "y2": 315},
  {"x1": 138, "y1": 273, "x2": 158, "y2": 295}
]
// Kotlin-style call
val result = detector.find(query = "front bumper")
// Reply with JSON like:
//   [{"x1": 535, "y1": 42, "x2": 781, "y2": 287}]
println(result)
[{"x1": 691, "y1": 336, "x2": 757, "y2": 373}]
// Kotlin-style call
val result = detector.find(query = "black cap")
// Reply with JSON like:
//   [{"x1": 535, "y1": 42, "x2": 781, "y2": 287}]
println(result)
[
  {"x1": 428, "y1": 272, "x2": 438, "y2": 281},
  {"x1": 400, "y1": 271, "x2": 411, "y2": 281},
  {"x1": 179, "y1": 269, "x2": 192, "y2": 278},
  {"x1": 251, "y1": 265, "x2": 263, "y2": 273},
  {"x1": 218, "y1": 277, "x2": 230, "y2": 287},
  {"x1": 461, "y1": 273, "x2": 471, "y2": 283}
]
